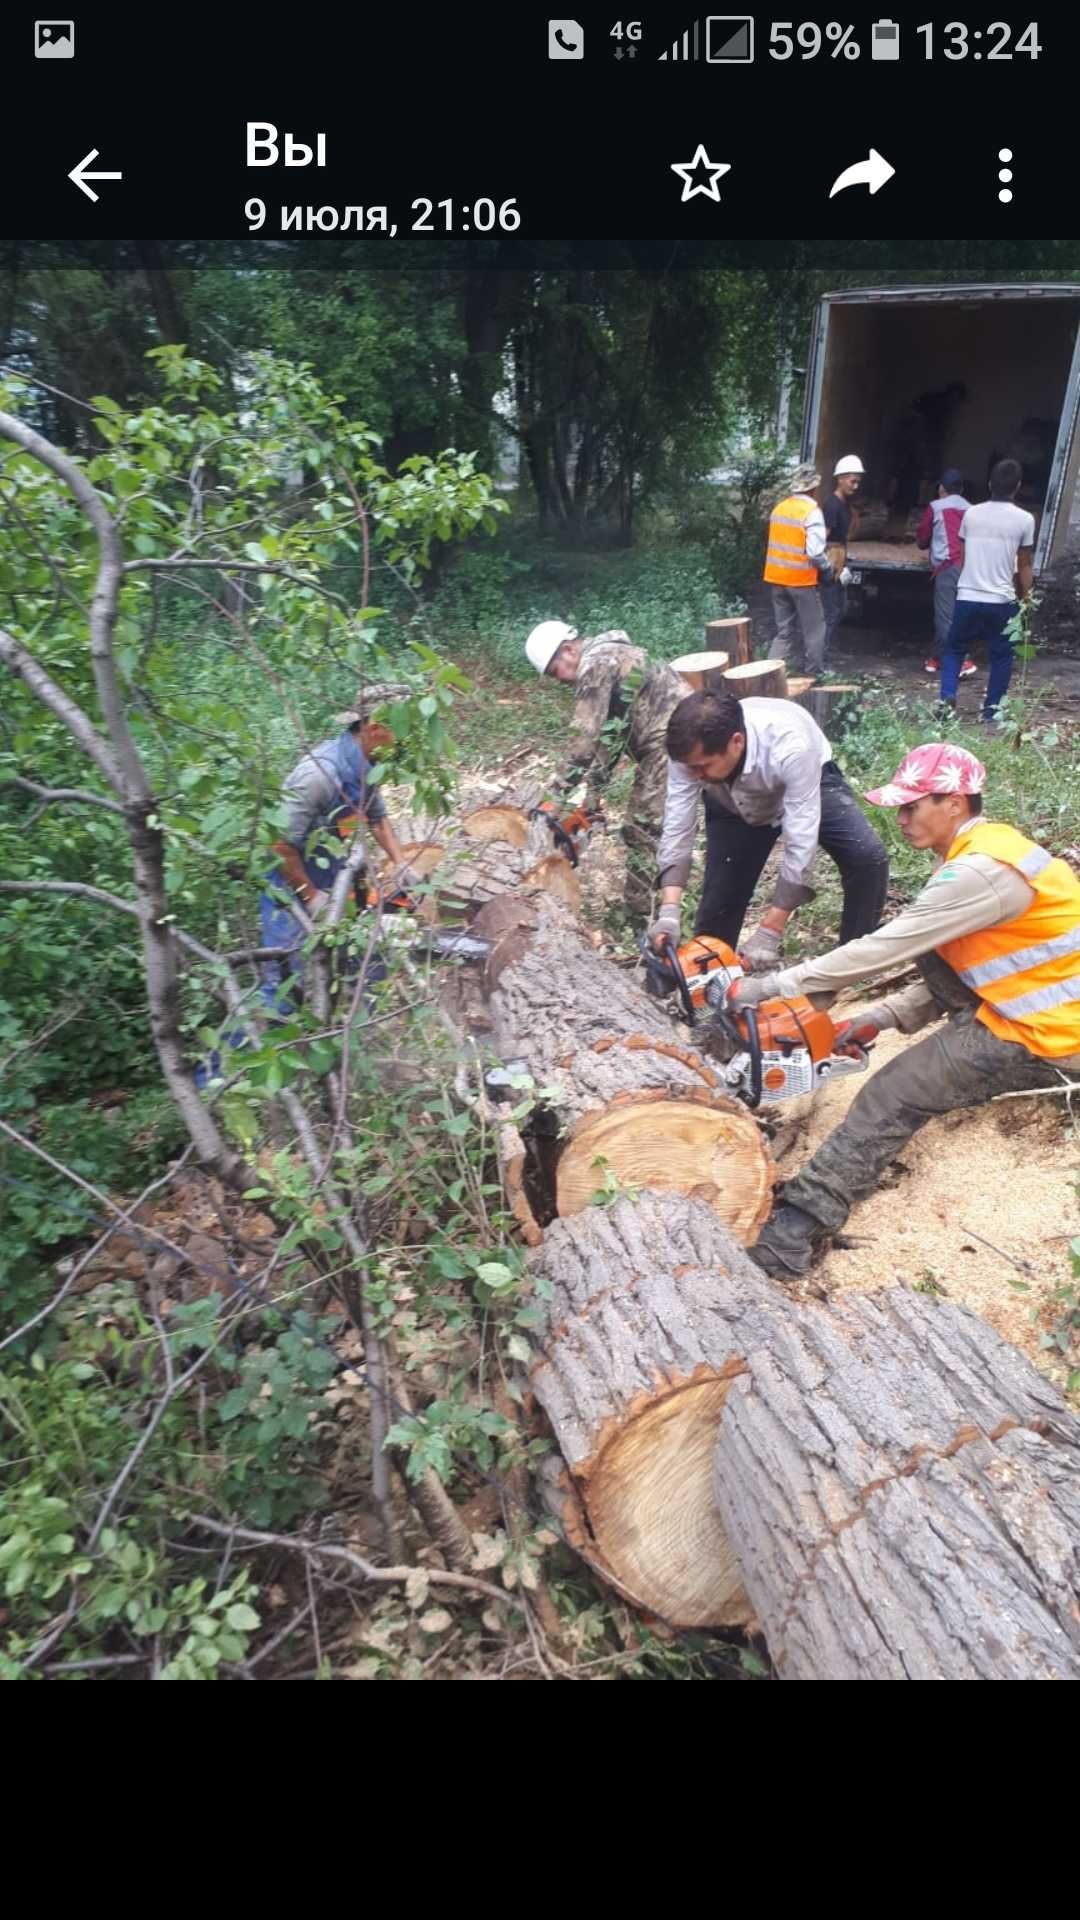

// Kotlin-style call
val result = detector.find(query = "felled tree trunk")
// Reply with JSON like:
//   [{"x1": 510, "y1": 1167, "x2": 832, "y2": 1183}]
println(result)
[
  {"x1": 712, "y1": 1286, "x2": 1080, "y2": 1680},
  {"x1": 527, "y1": 1192, "x2": 773, "y2": 1628},
  {"x1": 723, "y1": 659, "x2": 789, "y2": 701},
  {"x1": 527, "y1": 1192, "x2": 1080, "y2": 1665},
  {"x1": 392, "y1": 801, "x2": 582, "y2": 919},
  {"x1": 463, "y1": 892, "x2": 774, "y2": 1243}
]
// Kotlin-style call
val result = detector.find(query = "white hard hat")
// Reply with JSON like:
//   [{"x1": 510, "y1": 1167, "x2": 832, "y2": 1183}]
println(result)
[
  {"x1": 834, "y1": 454, "x2": 865, "y2": 476},
  {"x1": 525, "y1": 620, "x2": 578, "y2": 675}
]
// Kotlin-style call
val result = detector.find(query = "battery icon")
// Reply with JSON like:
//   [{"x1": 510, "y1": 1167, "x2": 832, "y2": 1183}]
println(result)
[{"x1": 871, "y1": 19, "x2": 900, "y2": 60}]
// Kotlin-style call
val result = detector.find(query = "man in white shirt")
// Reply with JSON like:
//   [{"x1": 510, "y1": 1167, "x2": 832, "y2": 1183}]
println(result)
[
  {"x1": 939, "y1": 457, "x2": 1035, "y2": 723},
  {"x1": 648, "y1": 691, "x2": 889, "y2": 972}
]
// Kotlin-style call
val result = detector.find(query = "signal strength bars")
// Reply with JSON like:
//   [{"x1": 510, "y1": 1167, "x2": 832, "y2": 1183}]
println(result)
[{"x1": 658, "y1": 15, "x2": 755, "y2": 62}]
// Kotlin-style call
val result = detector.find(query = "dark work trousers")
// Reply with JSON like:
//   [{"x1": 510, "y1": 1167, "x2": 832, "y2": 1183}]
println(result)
[
  {"x1": 693, "y1": 761, "x2": 890, "y2": 950},
  {"x1": 781, "y1": 954, "x2": 1062, "y2": 1234}
]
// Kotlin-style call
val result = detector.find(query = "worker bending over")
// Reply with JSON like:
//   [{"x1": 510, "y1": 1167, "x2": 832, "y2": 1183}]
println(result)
[
  {"x1": 649, "y1": 690, "x2": 889, "y2": 971},
  {"x1": 764, "y1": 464, "x2": 852, "y2": 678},
  {"x1": 260, "y1": 698, "x2": 416, "y2": 1015},
  {"x1": 526, "y1": 620, "x2": 688, "y2": 917},
  {"x1": 733, "y1": 742, "x2": 1080, "y2": 1278}
]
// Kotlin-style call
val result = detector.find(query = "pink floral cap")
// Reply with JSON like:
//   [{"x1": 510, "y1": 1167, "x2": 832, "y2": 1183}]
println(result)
[{"x1": 865, "y1": 742, "x2": 987, "y2": 807}]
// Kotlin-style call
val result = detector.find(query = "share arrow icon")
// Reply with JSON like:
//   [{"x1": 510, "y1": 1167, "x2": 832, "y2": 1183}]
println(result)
[
  {"x1": 69, "y1": 149, "x2": 124, "y2": 203},
  {"x1": 828, "y1": 149, "x2": 895, "y2": 199}
]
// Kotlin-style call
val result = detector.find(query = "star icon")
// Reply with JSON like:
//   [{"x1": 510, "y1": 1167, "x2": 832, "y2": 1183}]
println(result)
[{"x1": 670, "y1": 144, "x2": 732, "y2": 204}]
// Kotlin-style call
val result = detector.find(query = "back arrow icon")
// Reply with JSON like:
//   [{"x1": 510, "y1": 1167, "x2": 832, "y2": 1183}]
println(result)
[
  {"x1": 69, "y1": 149, "x2": 123, "y2": 203},
  {"x1": 828, "y1": 149, "x2": 895, "y2": 199}
]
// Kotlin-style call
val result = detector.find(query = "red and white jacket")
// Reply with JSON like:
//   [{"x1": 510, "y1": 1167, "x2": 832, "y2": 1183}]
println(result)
[{"x1": 916, "y1": 493, "x2": 970, "y2": 574}]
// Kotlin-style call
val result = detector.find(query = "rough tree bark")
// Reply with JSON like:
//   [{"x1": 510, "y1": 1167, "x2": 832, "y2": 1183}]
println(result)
[
  {"x1": 525, "y1": 1191, "x2": 1080, "y2": 1667},
  {"x1": 712, "y1": 1285, "x2": 1080, "y2": 1680},
  {"x1": 723, "y1": 659, "x2": 789, "y2": 702},
  {"x1": 453, "y1": 890, "x2": 774, "y2": 1242},
  {"x1": 705, "y1": 617, "x2": 751, "y2": 665},
  {"x1": 796, "y1": 684, "x2": 861, "y2": 731}
]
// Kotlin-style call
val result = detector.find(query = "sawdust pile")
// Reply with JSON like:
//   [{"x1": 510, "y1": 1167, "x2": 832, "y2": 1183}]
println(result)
[{"x1": 769, "y1": 1027, "x2": 1078, "y2": 1385}]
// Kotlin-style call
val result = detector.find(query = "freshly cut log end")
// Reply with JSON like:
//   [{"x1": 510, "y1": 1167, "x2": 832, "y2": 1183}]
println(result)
[
  {"x1": 555, "y1": 1089, "x2": 773, "y2": 1244},
  {"x1": 723, "y1": 659, "x2": 789, "y2": 702},
  {"x1": 460, "y1": 804, "x2": 531, "y2": 848},
  {"x1": 712, "y1": 1287, "x2": 1080, "y2": 1680},
  {"x1": 669, "y1": 650, "x2": 730, "y2": 692},
  {"x1": 519, "y1": 852, "x2": 581, "y2": 913},
  {"x1": 528, "y1": 1191, "x2": 782, "y2": 1628}
]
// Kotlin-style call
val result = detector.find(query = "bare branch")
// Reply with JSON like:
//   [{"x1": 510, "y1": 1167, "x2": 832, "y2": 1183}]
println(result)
[
  {"x1": 6, "y1": 774, "x2": 123, "y2": 815},
  {"x1": 188, "y1": 1514, "x2": 520, "y2": 1611}
]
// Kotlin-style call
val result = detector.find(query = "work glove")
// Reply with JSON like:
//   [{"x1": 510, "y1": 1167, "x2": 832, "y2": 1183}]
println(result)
[
  {"x1": 839, "y1": 567, "x2": 854, "y2": 587},
  {"x1": 831, "y1": 1007, "x2": 891, "y2": 1057},
  {"x1": 648, "y1": 904, "x2": 681, "y2": 951},
  {"x1": 726, "y1": 971, "x2": 783, "y2": 1008},
  {"x1": 306, "y1": 889, "x2": 331, "y2": 918},
  {"x1": 395, "y1": 862, "x2": 424, "y2": 894},
  {"x1": 740, "y1": 924, "x2": 783, "y2": 973}
]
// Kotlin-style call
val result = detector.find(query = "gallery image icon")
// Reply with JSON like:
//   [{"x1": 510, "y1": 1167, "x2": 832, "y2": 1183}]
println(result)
[
  {"x1": 35, "y1": 20, "x2": 75, "y2": 58},
  {"x1": 548, "y1": 19, "x2": 584, "y2": 59}
]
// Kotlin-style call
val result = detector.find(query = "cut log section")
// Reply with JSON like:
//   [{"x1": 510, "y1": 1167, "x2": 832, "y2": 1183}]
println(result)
[
  {"x1": 460, "y1": 804, "x2": 531, "y2": 849},
  {"x1": 723, "y1": 659, "x2": 789, "y2": 702},
  {"x1": 527, "y1": 1192, "x2": 777, "y2": 1628},
  {"x1": 712, "y1": 1286, "x2": 1080, "y2": 1680},
  {"x1": 668, "y1": 650, "x2": 729, "y2": 692},
  {"x1": 555, "y1": 1089, "x2": 773, "y2": 1244},
  {"x1": 797, "y1": 683, "x2": 860, "y2": 731},
  {"x1": 785, "y1": 676, "x2": 815, "y2": 703},
  {"x1": 706, "y1": 616, "x2": 751, "y2": 666},
  {"x1": 390, "y1": 804, "x2": 582, "y2": 921},
  {"x1": 462, "y1": 892, "x2": 774, "y2": 1233}
]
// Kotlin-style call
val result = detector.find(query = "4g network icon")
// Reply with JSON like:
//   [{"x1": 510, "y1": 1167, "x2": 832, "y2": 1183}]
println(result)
[{"x1": 547, "y1": 20, "x2": 647, "y2": 60}]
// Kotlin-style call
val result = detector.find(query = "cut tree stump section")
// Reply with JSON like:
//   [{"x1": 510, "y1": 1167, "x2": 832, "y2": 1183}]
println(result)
[
  {"x1": 797, "y1": 683, "x2": 860, "y2": 731},
  {"x1": 723, "y1": 659, "x2": 789, "y2": 702},
  {"x1": 669, "y1": 650, "x2": 729, "y2": 692},
  {"x1": 705, "y1": 616, "x2": 751, "y2": 666},
  {"x1": 785, "y1": 676, "x2": 815, "y2": 704},
  {"x1": 712, "y1": 1286, "x2": 1080, "y2": 1680},
  {"x1": 527, "y1": 1191, "x2": 1080, "y2": 1665},
  {"x1": 460, "y1": 891, "x2": 774, "y2": 1238}
]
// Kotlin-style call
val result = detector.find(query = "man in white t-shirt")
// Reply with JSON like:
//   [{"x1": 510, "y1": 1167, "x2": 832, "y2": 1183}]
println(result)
[{"x1": 939, "y1": 457, "x2": 1035, "y2": 724}]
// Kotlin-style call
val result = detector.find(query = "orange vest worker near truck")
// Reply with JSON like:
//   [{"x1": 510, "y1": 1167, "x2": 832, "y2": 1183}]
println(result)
[{"x1": 763, "y1": 463, "x2": 851, "y2": 678}]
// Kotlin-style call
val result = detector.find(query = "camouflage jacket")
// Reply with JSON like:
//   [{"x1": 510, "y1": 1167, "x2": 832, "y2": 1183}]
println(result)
[{"x1": 558, "y1": 630, "x2": 687, "y2": 800}]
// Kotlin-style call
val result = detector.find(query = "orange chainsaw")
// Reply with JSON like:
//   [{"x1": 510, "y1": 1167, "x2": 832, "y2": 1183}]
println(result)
[
  {"x1": 532, "y1": 801, "x2": 605, "y2": 867},
  {"x1": 642, "y1": 934, "x2": 868, "y2": 1110}
]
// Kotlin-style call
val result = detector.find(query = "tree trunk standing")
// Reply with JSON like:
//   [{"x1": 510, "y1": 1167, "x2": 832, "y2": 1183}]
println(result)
[
  {"x1": 723, "y1": 659, "x2": 789, "y2": 701},
  {"x1": 796, "y1": 684, "x2": 860, "y2": 731},
  {"x1": 668, "y1": 650, "x2": 729, "y2": 692},
  {"x1": 712, "y1": 1287, "x2": 1080, "y2": 1680},
  {"x1": 706, "y1": 616, "x2": 751, "y2": 665}
]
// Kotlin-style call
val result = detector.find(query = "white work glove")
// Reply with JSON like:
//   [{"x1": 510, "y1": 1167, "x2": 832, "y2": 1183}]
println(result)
[
  {"x1": 839, "y1": 567, "x2": 853, "y2": 587},
  {"x1": 741, "y1": 924, "x2": 783, "y2": 973},
  {"x1": 306, "y1": 889, "x2": 331, "y2": 918},
  {"x1": 395, "y1": 863, "x2": 423, "y2": 893},
  {"x1": 648, "y1": 904, "x2": 681, "y2": 950}
]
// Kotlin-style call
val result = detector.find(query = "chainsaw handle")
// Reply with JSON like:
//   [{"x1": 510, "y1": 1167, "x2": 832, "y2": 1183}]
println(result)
[
  {"x1": 532, "y1": 805, "x2": 579, "y2": 867},
  {"x1": 655, "y1": 933, "x2": 696, "y2": 1027}
]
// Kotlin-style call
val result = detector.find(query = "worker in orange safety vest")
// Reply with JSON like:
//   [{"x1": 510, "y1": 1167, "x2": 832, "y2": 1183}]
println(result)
[
  {"x1": 762, "y1": 463, "x2": 851, "y2": 677},
  {"x1": 728, "y1": 742, "x2": 1080, "y2": 1277}
]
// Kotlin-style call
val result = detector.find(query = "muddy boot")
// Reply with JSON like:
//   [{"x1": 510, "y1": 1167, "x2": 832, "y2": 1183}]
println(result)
[{"x1": 749, "y1": 1203, "x2": 822, "y2": 1280}]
